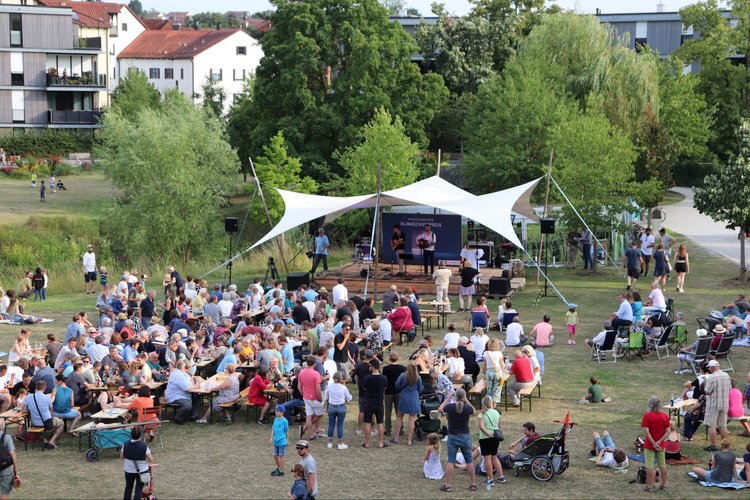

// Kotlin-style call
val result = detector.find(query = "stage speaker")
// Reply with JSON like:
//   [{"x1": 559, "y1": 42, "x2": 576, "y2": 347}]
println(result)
[
  {"x1": 489, "y1": 277, "x2": 511, "y2": 297},
  {"x1": 224, "y1": 217, "x2": 239, "y2": 233},
  {"x1": 540, "y1": 218, "x2": 555, "y2": 235},
  {"x1": 287, "y1": 272, "x2": 310, "y2": 291}
]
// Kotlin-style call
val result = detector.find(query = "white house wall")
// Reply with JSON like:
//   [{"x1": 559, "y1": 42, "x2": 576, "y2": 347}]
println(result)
[{"x1": 110, "y1": 8, "x2": 144, "y2": 86}]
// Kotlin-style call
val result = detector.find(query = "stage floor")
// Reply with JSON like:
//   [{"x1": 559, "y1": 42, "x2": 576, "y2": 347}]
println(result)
[{"x1": 312, "y1": 262, "x2": 525, "y2": 298}]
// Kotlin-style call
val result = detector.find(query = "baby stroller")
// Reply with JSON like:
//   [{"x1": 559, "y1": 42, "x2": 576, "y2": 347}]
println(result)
[
  {"x1": 511, "y1": 412, "x2": 575, "y2": 482},
  {"x1": 414, "y1": 384, "x2": 445, "y2": 441}
]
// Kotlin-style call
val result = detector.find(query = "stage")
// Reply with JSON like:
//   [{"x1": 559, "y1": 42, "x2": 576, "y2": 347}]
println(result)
[{"x1": 311, "y1": 262, "x2": 526, "y2": 298}]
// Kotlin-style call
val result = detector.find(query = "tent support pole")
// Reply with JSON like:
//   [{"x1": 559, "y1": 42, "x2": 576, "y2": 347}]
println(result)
[
  {"x1": 549, "y1": 175, "x2": 625, "y2": 277},
  {"x1": 364, "y1": 164, "x2": 382, "y2": 298},
  {"x1": 536, "y1": 149, "x2": 553, "y2": 285},
  {"x1": 249, "y1": 157, "x2": 290, "y2": 276}
]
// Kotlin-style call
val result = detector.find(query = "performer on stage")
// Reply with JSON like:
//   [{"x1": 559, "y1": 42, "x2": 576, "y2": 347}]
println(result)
[
  {"x1": 391, "y1": 224, "x2": 406, "y2": 275},
  {"x1": 309, "y1": 228, "x2": 330, "y2": 275},
  {"x1": 416, "y1": 224, "x2": 436, "y2": 275}
]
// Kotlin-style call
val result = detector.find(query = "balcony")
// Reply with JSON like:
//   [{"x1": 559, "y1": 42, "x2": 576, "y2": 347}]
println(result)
[
  {"x1": 77, "y1": 37, "x2": 102, "y2": 49},
  {"x1": 48, "y1": 110, "x2": 103, "y2": 125},
  {"x1": 46, "y1": 70, "x2": 106, "y2": 88}
]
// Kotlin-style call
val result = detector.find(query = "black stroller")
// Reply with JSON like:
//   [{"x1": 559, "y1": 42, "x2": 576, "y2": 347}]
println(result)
[
  {"x1": 511, "y1": 412, "x2": 575, "y2": 482},
  {"x1": 414, "y1": 384, "x2": 445, "y2": 441}
]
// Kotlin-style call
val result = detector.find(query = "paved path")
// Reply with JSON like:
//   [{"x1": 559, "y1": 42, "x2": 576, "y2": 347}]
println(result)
[{"x1": 661, "y1": 187, "x2": 743, "y2": 265}]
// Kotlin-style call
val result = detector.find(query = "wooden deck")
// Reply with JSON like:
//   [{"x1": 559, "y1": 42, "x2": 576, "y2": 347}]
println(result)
[{"x1": 311, "y1": 262, "x2": 525, "y2": 298}]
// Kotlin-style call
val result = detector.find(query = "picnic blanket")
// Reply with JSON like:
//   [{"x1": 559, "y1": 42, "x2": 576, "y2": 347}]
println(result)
[
  {"x1": 732, "y1": 336, "x2": 750, "y2": 347},
  {"x1": 0, "y1": 318, "x2": 54, "y2": 325},
  {"x1": 687, "y1": 471, "x2": 749, "y2": 489},
  {"x1": 628, "y1": 453, "x2": 701, "y2": 466}
]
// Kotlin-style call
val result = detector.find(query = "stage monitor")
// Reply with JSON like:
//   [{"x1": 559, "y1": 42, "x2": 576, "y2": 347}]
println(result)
[{"x1": 382, "y1": 213, "x2": 462, "y2": 264}]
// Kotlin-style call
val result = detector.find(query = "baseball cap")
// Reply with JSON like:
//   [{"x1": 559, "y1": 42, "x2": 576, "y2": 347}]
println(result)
[
  {"x1": 706, "y1": 360, "x2": 720, "y2": 367},
  {"x1": 180, "y1": 312, "x2": 188, "y2": 319},
  {"x1": 285, "y1": 318, "x2": 295, "y2": 325},
  {"x1": 364, "y1": 349, "x2": 374, "y2": 358},
  {"x1": 296, "y1": 440, "x2": 309, "y2": 449},
  {"x1": 276, "y1": 404, "x2": 286, "y2": 413}
]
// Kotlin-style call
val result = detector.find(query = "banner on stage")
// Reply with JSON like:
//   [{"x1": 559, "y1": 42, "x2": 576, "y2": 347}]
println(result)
[{"x1": 381, "y1": 213, "x2": 462, "y2": 264}]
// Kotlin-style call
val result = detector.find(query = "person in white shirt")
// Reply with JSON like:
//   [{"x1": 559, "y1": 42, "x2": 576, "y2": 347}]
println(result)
[
  {"x1": 379, "y1": 315, "x2": 393, "y2": 346},
  {"x1": 82, "y1": 244, "x2": 97, "y2": 294},
  {"x1": 323, "y1": 371, "x2": 353, "y2": 449},
  {"x1": 641, "y1": 282, "x2": 667, "y2": 316},
  {"x1": 592, "y1": 431, "x2": 629, "y2": 469},
  {"x1": 505, "y1": 316, "x2": 527, "y2": 347},
  {"x1": 639, "y1": 227, "x2": 655, "y2": 276},
  {"x1": 432, "y1": 261, "x2": 452, "y2": 311},
  {"x1": 218, "y1": 293, "x2": 234, "y2": 318},
  {"x1": 416, "y1": 224, "x2": 437, "y2": 275},
  {"x1": 470, "y1": 327, "x2": 489, "y2": 362},
  {"x1": 443, "y1": 325, "x2": 460, "y2": 351},
  {"x1": 184, "y1": 282, "x2": 198, "y2": 300},
  {"x1": 332, "y1": 278, "x2": 348, "y2": 306},
  {"x1": 116, "y1": 274, "x2": 130, "y2": 298}
]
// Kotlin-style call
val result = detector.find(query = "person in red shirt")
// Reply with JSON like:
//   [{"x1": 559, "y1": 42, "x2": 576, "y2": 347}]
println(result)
[
  {"x1": 297, "y1": 356, "x2": 324, "y2": 439},
  {"x1": 508, "y1": 350, "x2": 535, "y2": 407},
  {"x1": 247, "y1": 366, "x2": 273, "y2": 424},
  {"x1": 640, "y1": 396, "x2": 671, "y2": 493},
  {"x1": 387, "y1": 297, "x2": 414, "y2": 345}
]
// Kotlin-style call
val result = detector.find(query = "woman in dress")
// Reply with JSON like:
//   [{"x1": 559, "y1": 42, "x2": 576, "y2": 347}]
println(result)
[
  {"x1": 422, "y1": 432, "x2": 444, "y2": 480},
  {"x1": 392, "y1": 363, "x2": 424, "y2": 445},
  {"x1": 483, "y1": 339, "x2": 505, "y2": 404},
  {"x1": 673, "y1": 243, "x2": 689, "y2": 293},
  {"x1": 197, "y1": 363, "x2": 240, "y2": 424},
  {"x1": 458, "y1": 260, "x2": 479, "y2": 312},
  {"x1": 652, "y1": 244, "x2": 669, "y2": 288}
]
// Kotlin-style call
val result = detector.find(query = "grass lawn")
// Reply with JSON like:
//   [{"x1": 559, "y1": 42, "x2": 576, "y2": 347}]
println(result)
[{"x1": 3, "y1": 235, "x2": 749, "y2": 499}]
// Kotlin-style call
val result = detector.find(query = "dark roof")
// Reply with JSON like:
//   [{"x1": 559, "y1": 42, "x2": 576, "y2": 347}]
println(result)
[{"x1": 118, "y1": 28, "x2": 243, "y2": 59}]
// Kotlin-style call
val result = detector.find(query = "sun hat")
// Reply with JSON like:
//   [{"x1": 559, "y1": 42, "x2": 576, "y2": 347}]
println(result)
[
  {"x1": 116, "y1": 312, "x2": 127, "y2": 320},
  {"x1": 695, "y1": 328, "x2": 708, "y2": 337},
  {"x1": 712, "y1": 324, "x2": 726, "y2": 334}
]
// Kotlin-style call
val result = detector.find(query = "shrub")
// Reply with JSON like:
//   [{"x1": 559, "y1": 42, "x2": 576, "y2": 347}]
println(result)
[{"x1": 0, "y1": 129, "x2": 93, "y2": 158}]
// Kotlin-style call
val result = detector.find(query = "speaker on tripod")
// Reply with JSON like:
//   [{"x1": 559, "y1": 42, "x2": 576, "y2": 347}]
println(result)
[{"x1": 540, "y1": 218, "x2": 555, "y2": 235}]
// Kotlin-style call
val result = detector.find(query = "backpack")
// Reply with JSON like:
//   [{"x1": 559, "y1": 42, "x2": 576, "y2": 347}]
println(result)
[
  {"x1": 0, "y1": 433, "x2": 14, "y2": 471},
  {"x1": 629, "y1": 466, "x2": 660, "y2": 484}
]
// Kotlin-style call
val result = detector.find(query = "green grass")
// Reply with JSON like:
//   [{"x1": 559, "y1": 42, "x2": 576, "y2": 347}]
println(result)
[{"x1": 662, "y1": 190, "x2": 686, "y2": 206}]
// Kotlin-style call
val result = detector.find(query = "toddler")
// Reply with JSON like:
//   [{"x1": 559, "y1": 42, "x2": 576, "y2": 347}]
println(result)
[
  {"x1": 580, "y1": 375, "x2": 611, "y2": 403},
  {"x1": 422, "y1": 432, "x2": 444, "y2": 480},
  {"x1": 565, "y1": 304, "x2": 578, "y2": 344},
  {"x1": 99, "y1": 266, "x2": 108, "y2": 289}
]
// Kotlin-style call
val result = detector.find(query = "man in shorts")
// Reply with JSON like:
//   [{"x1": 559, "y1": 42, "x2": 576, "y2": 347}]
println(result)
[
  {"x1": 22, "y1": 379, "x2": 63, "y2": 449},
  {"x1": 703, "y1": 359, "x2": 731, "y2": 451},
  {"x1": 361, "y1": 358, "x2": 387, "y2": 448},
  {"x1": 82, "y1": 244, "x2": 97, "y2": 294},
  {"x1": 623, "y1": 241, "x2": 643, "y2": 291},
  {"x1": 298, "y1": 356, "x2": 324, "y2": 440}
]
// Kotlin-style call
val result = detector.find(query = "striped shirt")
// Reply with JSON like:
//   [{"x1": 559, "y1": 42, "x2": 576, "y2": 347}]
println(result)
[{"x1": 704, "y1": 370, "x2": 731, "y2": 411}]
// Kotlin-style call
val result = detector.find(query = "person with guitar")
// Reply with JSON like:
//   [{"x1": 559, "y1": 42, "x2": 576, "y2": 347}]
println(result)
[
  {"x1": 309, "y1": 228, "x2": 331, "y2": 276},
  {"x1": 391, "y1": 225, "x2": 406, "y2": 275},
  {"x1": 416, "y1": 224, "x2": 436, "y2": 275}
]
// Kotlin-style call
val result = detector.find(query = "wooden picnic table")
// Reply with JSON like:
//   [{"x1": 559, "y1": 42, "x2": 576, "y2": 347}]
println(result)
[
  {"x1": 663, "y1": 398, "x2": 697, "y2": 428},
  {"x1": 188, "y1": 372, "x2": 229, "y2": 423},
  {"x1": 91, "y1": 407, "x2": 128, "y2": 422},
  {"x1": 0, "y1": 408, "x2": 27, "y2": 427}
]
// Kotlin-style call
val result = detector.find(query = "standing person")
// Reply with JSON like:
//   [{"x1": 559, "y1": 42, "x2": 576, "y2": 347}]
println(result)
[
  {"x1": 270, "y1": 405, "x2": 289, "y2": 476},
  {"x1": 640, "y1": 396, "x2": 670, "y2": 493},
  {"x1": 659, "y1": 228, "x2": 676, "y2": 279},
  {"x1": 580, "y1": 228, "x2": 593, "y2": 270},
  {"x1": 673, "y1": 243, "x2": 689, "y2": 293},
  {"x1": 457, "y1": 261, "x2": 479, "y2": 312},
  {"x1": 82, "y1": 244, "x2": 97, "y2": 294},
  {"x1": 640, "y1": 227, "x2": 655, "y2": 276},
  {"x1": 392, "y1": 363, "x2": 423, "y2": 446},
  {"x1": 323, "y1": 371, "x2": 352, "y2": 450},
  {"x1": 391, "y1": 224, "x2": 406, "y2": 275},
  {"x1": 288, "y1": 464, "x2": 308, "y2": 500},
  {"x1": 362, "y1": 358, "x2": 388, "y2": 449},
  {"x1": 566, "y1": 228, "x2": 580, "y2": 269},
  {"x1": 432, "y1": 262, "x2": 452, "y2": 311},
  {"x1": 565, "y1": 304, "x2": 578, "y2": 345},
  {"x1": 49, "y1": 174, "x2": 56, "y2": 193},
  {"x1": 298, "y1": 356, "x2": 324, "y2": 440},
  {"x1": 32, "y1": 268, "x2": 44, "y2": 302},
  {"x1": 438, "y1": 388, "x2": 477, "y2": 492},
  {"x1": 295, "y1": 440, "x2": 317, "y2": 500},
  {"x1": 652, "y1": 244, "x2": 669, "y2": 288},
  {"x1": 416, "y1": 224, "x2": 436, "y2": 276},
  {"x1": 382, "y1": 352, "x2": 405, "y2": 437},
  {"x1": 30, "y1": 171, "x2": 37, "y2": 187},
  {"x1": 40, "y1": 182, "x2": 45, "y2": 203},
  {"x1": 477, "y1": 396, "x2": 506, "y2": 490},
  {"x1": 703, "y1": 359, "x2": 731, "y2": 452},
  {"x1": 0, "y1": 420, "x2": 17, "y2": 500},
  {"x1": 309, "y1": 228, "x2": 330, "y2": 276},
  {"x1": 623, "y1": 241, "x2": 643, "y2": 292},
  {"x1": 120, "y1": 426, "x2": 154, "y2": 500},
  {"x1": 483, "y1": 339, "x2": 505, "y2": 404}
]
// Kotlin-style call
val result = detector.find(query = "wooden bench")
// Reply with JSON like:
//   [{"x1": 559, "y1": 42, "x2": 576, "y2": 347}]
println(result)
[
  {"x1": 468, "y1": 379, "x2": 486, "y2": 405},
  {"x1": 24, "y1": 426, "x2": 46, "y2": 451},
  {"x1": 219, "y1": 388, "x2": 249, "y2": 423},
  {"x1": 244, "y1": 401, "x2": 260, "y2": 423},
  {"x1": 517, "y1": 381, "x2": 539, "y2": 412}
]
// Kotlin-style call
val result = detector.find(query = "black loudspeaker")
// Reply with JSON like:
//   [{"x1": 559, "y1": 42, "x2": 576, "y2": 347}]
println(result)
[
  {"x1": 224, "y1": 217, "x2": 239, "y2": 233},
  {"x1": 287, "y1": 272, "x2": 310, "y2": 291},
  {"x1": 540, "y1": 218, "x2": 555, "y2": 235},
  {"x1": 489, "y1": 277, "x2": 511, "y2": 297}
]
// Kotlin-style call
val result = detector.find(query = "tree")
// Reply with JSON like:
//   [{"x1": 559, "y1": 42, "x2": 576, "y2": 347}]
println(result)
[
  {"x1": 227, "y1": 76, "x2": 256, "y2": 176},
  {"x1": 200, "y1": 76, "x2": 226, "y2": 119},
  {"x1": 241, "y1": 0, "x2": 448, "y2": 185},
  {"x1": 128, "y1": 0, "x2": 143, "y2": 17},
  {"x1": 187, "y1": 12, "x2": 244, "y2": 30},
  {"x1": 694, "y1": 120, "x2": 750, "y2": 282},
  {"x1": 109, "y1": 70, "x2": 161, "y2": 120},
  {"x1": 142, "y1": 8, "x2": 161, "y2": 19},
  {"x1": 95, "y1": 94, "x2": 240, "y2": 267},
  {"x1": 380, "y1": 0, "x2": 405, "y2": 16},
  {"x1": 251, "y1": 132, "x2": 318, "y2": 224},
  {"x1": 335, "y1": 108, "x2": 420, "y2": 195}
]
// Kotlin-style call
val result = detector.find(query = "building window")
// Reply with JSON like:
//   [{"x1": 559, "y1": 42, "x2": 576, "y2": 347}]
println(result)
[
  {"x1": 149, "y1": 68, "x2": 160, "y2": 79},
  {"x1": 122, "y1": 23, "x2": 128, "y2": 31},
  {"x1": 634, "y1": 37, "x2": 648, "y2": 53},
  {"x1": 10, "y1": 13, "x2": 23, "y2": 47},
  {"x1": 11, "y1": 73, "x2": 24, "y2": 86},
  {"x1": 165, "y1": 68, "x2": 174, "y2": 79},
  {"x1": 233, "y1": 69, "x2": 245, "y2": 81},
  {"x1": 236, "y1": 46, "x2": 246, "y2": 55},
  {"x1": 11, "y1": 90, "x2": 24, "y2": 123},
  {"x1": 210, "y1": 68, "x2": 222, "y2": 81},
  {"x1": 180, "y1": 68, "x2": 184, "y2": 79}
]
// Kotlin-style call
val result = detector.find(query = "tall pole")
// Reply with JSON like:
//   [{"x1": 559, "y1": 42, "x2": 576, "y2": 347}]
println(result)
[
  {"x1": 249, "y1": 157, "x2": 290, "y2": 275},
  {"x1": 364, "y1": 164, "x2": 382, "y2": 298},
  {"x1": 228, "y1": 234, "x2": 233, "y2": 286},
  {"x1": 536, "y1": 149, "x2": 554, "y2": 285}
]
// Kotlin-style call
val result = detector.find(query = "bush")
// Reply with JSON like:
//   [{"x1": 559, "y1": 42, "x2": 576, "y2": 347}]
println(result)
[
  {"x1": 7, "y1": 156, "x2": 51, "y2": 178},
  {"x1": 0, "y1": 129, "x2": 93, "y2": 158}
]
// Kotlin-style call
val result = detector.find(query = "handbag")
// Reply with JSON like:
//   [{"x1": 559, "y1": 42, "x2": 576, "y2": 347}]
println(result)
[
  {"x1": 493, "y1": 429, "x2": 504, "y2": 442},
  {"x1": 31, "y1": 393, "x2": 54, "y2": 431},
  {"x1": 139, "y1": 470, "x2": 151, "y2": 486}
]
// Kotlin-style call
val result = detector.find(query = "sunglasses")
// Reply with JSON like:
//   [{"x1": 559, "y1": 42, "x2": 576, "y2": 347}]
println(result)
[{"x1": 296, "y1": 446, "x2": 307, "y2": 451}]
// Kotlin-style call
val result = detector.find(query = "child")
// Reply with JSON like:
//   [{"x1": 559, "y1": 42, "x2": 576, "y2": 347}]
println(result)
[
  {"x1": 565, "y1": 304, "x2": 578, "y2": 345},
  {"x1": 591, "y1": 431, "x2": 628, "y2": 468},
  {"x1": 99, "y1": 266, "x2": 108, "y2": 289},
  {"x1": 422, "y1": 432, "x2": 444, "y2": 480},
  {"x1": 288, "y1": 464, "x2": 308, "y2": 500},
  {"x1": 738, "y1": 442, "x2": 750, "y2": 481},
  {"x1": 31, "y1": 172, "x2": 37, "y2": 187},
  {"x1": 40, "y1": 182, "x2": 45, "y2": 202},
  {"x1": 41, "y1": 268, "x2": 48, "y2": 301},
  {"x1": 580, "y1": 376, "x2": 612, "y2": 404},
  {"x1": 270, "y1": 404, "x2": 289, "y2": 476}
]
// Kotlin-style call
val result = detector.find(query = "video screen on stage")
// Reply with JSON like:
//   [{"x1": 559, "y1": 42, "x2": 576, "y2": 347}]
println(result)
[{"x1": 381, "y1": 213, "x2": 462, "y2": 264}]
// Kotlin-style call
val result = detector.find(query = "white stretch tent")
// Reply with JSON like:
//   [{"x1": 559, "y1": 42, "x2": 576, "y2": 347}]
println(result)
[{"x1": 248, "y1": 176, "x2": 541, "y2": 251}]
